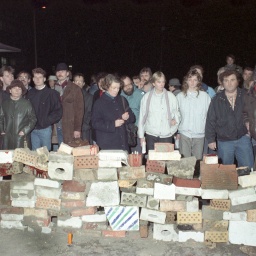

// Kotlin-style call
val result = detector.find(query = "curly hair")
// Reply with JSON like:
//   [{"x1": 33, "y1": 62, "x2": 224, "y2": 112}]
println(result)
[{"x1": 182, "y1": 69, "x2": 202, "y2": 97}]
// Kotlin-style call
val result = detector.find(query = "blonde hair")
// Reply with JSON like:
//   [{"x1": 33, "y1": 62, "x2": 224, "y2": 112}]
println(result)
[{"x1": 151, "y1": 71, "x2": 166, "y2": 84}]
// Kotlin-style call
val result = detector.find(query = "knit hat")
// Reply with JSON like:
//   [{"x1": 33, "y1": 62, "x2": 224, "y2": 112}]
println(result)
[
  {"x1": 7, "y1": 79, "x2": 27, "y2": 95},
  {"x1": 56, "y1": 63, "x2": 68, "y2": 72},
  {"x1": 48, "y1": 75, "x2": 57, "y2": 81},
  {"x1": 169, "y1": 78, "x2": 181, "y2": 86}
]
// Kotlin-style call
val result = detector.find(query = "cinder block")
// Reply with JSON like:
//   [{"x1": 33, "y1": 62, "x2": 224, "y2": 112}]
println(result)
[
  {"x1": 82, "y1": 211, "x2": 107, "y2": 222},
  {"x1": 205, "y1": 231, "x2": 228, "y2": 243},
  {"x1": 136, "y1": 187, "x2": 154, "y2": 196},
  {"x1": 34, "y1": 178, "x2": 61, "y2": 188},
  {"x1": 71, "y1": 207, "x2": 97, "y2": 217},
  {"x1": 11, "y1": 181, "x2": 34, "y2": 190},
  {"x1": 149, "y1": 150, "x2": 181, "y2": 161},
  {"x1": 146, "y1": 160, "x2": 165, "y2": 173},
  {"x1": 223, "y1": 211, "x2": 247, "y2": 221},
  {"x1": 210, "y1": 200, "x2": 231, "y2": 211},
  {"x1": 202, "y1": 206, "x2": 224, "y2": 220},
  {"x1": 1, "y1": 220, "x2": 25, "y2": 230},
  {"x1": 62, "y1": 180, "x2": 86, "y2": 192},
  {"x1": 154, "y1": 143, "x2": 174, "y2": 152},
  {"x1": 238, "y1": 174, "x2": 256, "y2": 188},
  {"x1": 153, "y1": 223, "x2": 178, "y2": 241},
  {"x1": 177, "y1": 212, "x2": 202, "y2": 224},
  {"x1": 229, "y1": 220, "x2": 256, "y2": 246},
  {"x1": 175, "y1": 186, "x2": 201, "y2": 197},
  {"x1": 230, "y1": 201, "x2": 256, "y2": 213},
  {"x1": 201, "y1": 189, "x2": 228, "y2": 199},
  {"x1": 36, "y1": 197, "x2": 61, "y2": 210},
  {"x1": 105, "y1": 206, "x2": 139, "y2": 231},
  {"x1": 160, "y1": 200, "x2": 186, "y2": 212},
  {"x1": 200, "y1": 163, "x2": 238, "y2": 190},
  {"x1": 86, "y1": 181, "x2": 120, "y2": 207},
  {"x1": 166, "y1": 157, "x2": 196, "y2": 179},
  {"x1": 0, "y1": 150, "x2": 14, "y2": 163},
  {"x1": 154, "y1": 183, "x2": 175, "y2": 200},
  {"x1": 173, "y1": 177, "x2": 201, "y2": 188},
  {"x1": 98, "y1": 160, "x2": 122, "y2": 168},
  {"x1": 247, "y1": 209, "x2": 256, "y2": 222},
  {"x1": 57, "y1": 217, "x2": 82, "y2": 228},
  {"x1": 146, "y1": 196, "x2": 159, "y2": 210},
  {"x1": 121, "y1": 192, "x2": 147, "y2": 207},
  {"x1": 178, "y1": 231, "x2": 204, "y2": 242},
  {"x1": 118, "y1": 166, "x2": 145, "y2": 179},
  {"x1": 203, "y1": 220, "x2": 229, "y2": 231},
  {"x1": 97, "y1": 168, "x2": 117, "y2": 180},
  {"x1": 186, "y1": 198, "x2": 199, "y2": 212},
  {"x1": 74, "y1": 156, "x2": 98, "y2": 169},
  {"x1": 58, "y1": 142, "x2": 73, "y2": 155},
  {"x1": 165, "y1": 211, "x2": 176, "y2": 224},
  {"x1": 35, "y1": 186, "x2": 61, "y2": 199},
  {"x1": 140, "y1": 208, "x2": 166, "y2": 224},
  {"x1": 61, "y1": 191, "x2": 85, "y2": 200},
  {"x1": 73, "y1": 169, "x2": 97, "y2": 181}
]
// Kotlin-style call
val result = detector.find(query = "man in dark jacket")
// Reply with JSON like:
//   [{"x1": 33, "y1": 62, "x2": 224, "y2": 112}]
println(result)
[
  {"x1": 27, "y1": 68, "x2": 62, "y2": 150},
  {"x1": 205, "y1": 70, "x2": 254, "y2": 169}
]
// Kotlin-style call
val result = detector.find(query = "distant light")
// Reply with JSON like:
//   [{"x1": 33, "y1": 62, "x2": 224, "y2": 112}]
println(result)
[{"x1": 41, "y1": 5, "x2": 46, "y2": 9}]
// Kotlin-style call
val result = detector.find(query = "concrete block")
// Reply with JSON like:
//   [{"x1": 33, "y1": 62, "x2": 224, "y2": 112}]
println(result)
[
  {"x1": 202, "y1": 206, "x2": 224, "y2": 220},
  {"x1": 11, "y1": 200, "x2": 36, "y2": 208},
  {"x1": 82, "y1": 211, "x2": 107, "y2": 222},
  {"x1": 1, "y1": 220, "x2": 25, "y2": 230},
  {"x1": 73, "y1": 169, "x2": 97, "y2": 181},
  {"x1": 146, "y1": 172, "x2": 172, "y2": 185},
  {"x1": 11, "y1": 181, "x2": 34, "y2": 190},
  {"x1": 74, "y1": 156, "x2": 99, "y2": 169},
  {"x1": 97, "y1": 168, "x2": 117, "y2": 180},
  {"x1": 203, "y1": 154, "x2": 218, "y2": 164},
  {"x1": 149, "y1": 150, "x2": 181, "y2": 161},
  {"x1": 140, "y1": 208, "x2": 166, "y2": 224},
  {"x1": 0, "y1": 150, "x2": 14, "y2": 163},
  {"x1": 61, "y1": 191, "x2": 85, "y2": 200},
  {"x1": 166, "y1": 157, "x2": 196, "y2": 179},
  {"x1": 136, "y1": 187, "x2": 154, "y2": 196},
  {"x1": 160, "y1": 200, "x2": 186, "y2": 212},
  {"x1": 118, "y1": 166, "x2": 145, "y2": 179},
  {"x1": 247, "y1": 209, "x2": 256, "y2": 222},
  {"x1": 205, "y1": 231, "x2": 228, "y2": 243},
  {"x1": 230, "y1": 201, "x2": 256, "y2": 213},
  {"x1": 154, "y1": 143, "x2": 174, "y2": 152},
  {"x1": 201, "y1": 189, "x2": 228, "y2": 199},
  {"x1": 146, "y1": 160, "x2": 165, "y2": 173},
  {"x1": 175, "y1": 186, "x2": 201, "y2": 197},
  {"x1": 146, "y1": 196, "x2": 159, "y2": 210},
  {"x1": 98, "y1": 160, "x2": 122, "y2": 168},
  {"x1": 86, "y1": 181, "x2": 120, "y2": 207},
  {"x1": 229, "y1": 220, "x2": 256, "y2": 246},
  {"x1": 154, "y1": 183, "x2": 175, "y2": 200},
  {"x1": 203, "y1": 220, "x2": 228, "y2": 231},
  {"x1": 57, "y1": 217, "x2": 82, "y2": 228},
  {"x1": 36, "y1": 197, "x2": 61, "y2": 210},
  {"x1": 105, "y1": 206, "x2": 139, "y2": 231},
  {"x1": 153, "y1": 223, "x2": 178, "y2": 241},
  {"x1": 178, "y1": 231, "x2": 204, "y2": 242},
  {"x1": 177, "y1": 212, "x2": 202, "y2": 224},
  {"x1": 34, "y1": 178, "x2": 61, "y2": 188},
  {"x1": 238, "y1": 174, "x2": 256, "y2": 188},
  {"x1": 186, "y1": 198, "x2": 199, "y2": 212},
  {"x1": 121, "y1": 192, "x2": 147, "y2": 207},
  {"x1": 35, "y1": 186, "x2": 61, "y2": 199},
  {"x1": 62, "y1": 180, "x2": 86, "y2": 192},
  {"x1": 223, "y1": 211, "x2": 247, "y2": 221},
  {"x1": 11, "y1": 189, "x2": 36, "y2": 201},
  {"x1": 58, "y1": 142, "x2": 73, "y2": 155}
]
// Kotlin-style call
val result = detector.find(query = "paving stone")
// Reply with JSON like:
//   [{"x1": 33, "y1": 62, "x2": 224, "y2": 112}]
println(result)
[
  {"x1": 105, "y1": 206, "x2": 139, "y2": 231},
  {"x1": 82, "y1": 211, "x2": 107, "y2": 222},
  {"x1": 73, "y1": 169, "x2": 97, "y2": 181},
  {"x1": 203, "y1": 219, "x2": 229, "y2": 231},
  {"x1": 223, "y1": 211, "x2": 247, "y2": 221},
  {"x1": 149, "y1": 150, "x2": 181, "y2": 161},
  {"x1": 146, "y1": 160, "x2": 165, "y2": 174},
  {"x1": 121, "y1": 192, "x2": 147, "y2": 207},
  {"x1": 86, "y1": 181, "x2": 120, "y2": 207},
  {"x1": 154, "y1": 143, "x2": 174, "y2": 152},
  {"x1": 97, "y1": 168, "x2": 117, "y2": 180},
  {"x1": 146, "y1": 196, "x2": 159, "y2": 210},
  {"x1": 201, "y1": 189, "x2": 228, "y2": 199},
  {"x1": 118, "y1": 166, "x2": 145, "y2": 180},
  {"x1": 160, "y1": 200, "x2": 186, "y2": 212},
  {"x1": 74, "y1": 156, "x2": 99, "y2": 169},
  {"x1": 205, "y1": 231, "x2": 228, "y2": 243},
  {"x1": 175, "y1": 195, "x2": 193, "y2": 201},
  {"x1": 210, "y1": 199, "x2": 231, "y2": 211},
  {"x1": 153, "y1": 223, "x2": 178, "y2": 241},
  {"x1": 177, "y1": 212, "x2": 202, "y2": 224},
  {"x1": 154, "y1": 183, "x2": 175, "y2": 200},
  {"x1": 247, "y1": 209, "x2": 256, "y2": 222},
  {"x1": 202, "y1": 206, "x2": 224, "y2": 220},
  {"x1": 178, "y1": 231, "x2": 204, "y2": 242},
  {"x1": 140, "y1": 208, "x2": 166, "y2": 224},
  {"x1": 166, "y1": 157, "x2": 196, "y2": 179},
  {"x1": 0, "y1": 150, "x2": 14, "y2": 163}
]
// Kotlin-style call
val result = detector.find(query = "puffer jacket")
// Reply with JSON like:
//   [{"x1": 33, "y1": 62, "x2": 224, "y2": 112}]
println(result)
[{"x1": 0, "y1": 97, "x2": 37, "y2": 149}]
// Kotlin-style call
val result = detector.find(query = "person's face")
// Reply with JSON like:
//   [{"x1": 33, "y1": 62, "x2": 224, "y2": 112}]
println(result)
[
  {"x1": 18, "y1": 73, "x2": 30, "y2": 87},
  {"x1": 56, "y1": 70, "x2": 69, "y2": 82},
  {"x1": 169, "y1": 85, "x2": 175, "y2": 92},
  {"x1": 0, "y1": 71, "x2": 14, "y2": 87},
  {"x1": 49, "y1": 80, "x2": 56, "y2": 89},
  {"x1": 223, "y1": 74, "x2": 238, "y2": 93},
  {"x1": 226, "y1": 57, "x2": 234, "y2": 65},
  {"x1": 243, "y1": 70, "x2": 253, "y2": 82},
  {"x1": 187, "y1": 75, "x2": 199, "y2": 91},
  {"x1": 33, "y1": 73, "x2": 46, "y2": 87},
  {"x1": 123, "y1": 77, "x2": 134, "y2": 96},
  {"x1": 108, "y1": 82, "x2": 120, "y2": 97},
  {"x1": 133, "y1": 78, "x2": 140, "y2": 87},
  {"x1": 73, "y1": 76, "x2": 85, "y2": 89},
  {"x1": 140, "y1": 72, "x2": 150, "y2": 83},
  {"x1": 153, "y1": 77, "x2": 165, "y2": 93},
  {"x1": 10, "y1": 86, "x2": 22, "y2": 99}
]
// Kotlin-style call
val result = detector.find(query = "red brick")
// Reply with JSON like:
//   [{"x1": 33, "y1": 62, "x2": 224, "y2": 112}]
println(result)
[
  {"x1": 62, "y1": 180, "x2": 86, "y2": 192},
  {"x1": 71, "y1": 207, "x2": 97, "y2": 217},
  {"x1": 200, "y1": 162, "x2": 238, "y2": 190},
  {"x1": 0, "y1": 181, "x2": 11, "y2": 205},
  {"x1": 128, "y1": 154, "x2": 142, "y2": 167},
  {"x1": 102, "y1": 230, "x2": 126, "y2": 238},
  {"x1": 0, "y1": 207, "x2": 24, "y2": 215},
  {"x1": 61, "y1": 200, "x2": 85, "y2": 208},
  {"x1": 172, "y1": 177, "x2": 201, "y2": 188},
  {"x1": 139, "y1": 224, "x2": 148, "y2": 238},
  {"x1": 146, "y1": 160, "x2": 165, "y2": 173},
  {"x1": 154, "y1": 143, "x2": 174, "y2": 152},
  {"x1": 74, "y1": 156, "x2": 98, "y2": 169},
  {"x1": 36, "y1": 197, "x2": 61, "y2": 210}
]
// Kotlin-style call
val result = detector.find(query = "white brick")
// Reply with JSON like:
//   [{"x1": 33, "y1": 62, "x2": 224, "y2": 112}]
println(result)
[
  {"x1": 231, "y1": 194, "x2": 256, "y2": 206},
  {"x1": 186, "y1": 198, "x2": 199, "y2": 212},
  {"x1": 11, "y1": 189, "x2": 36, "y2": 201},
  {"x1": 98, "y1": 160, "x2": 122, "y2": 168},
  {"x1": 136, "y1": 187, "x2": 154, "y2": 196},
  {"x1": 82, "y1": 211, "x2": 106, "y2": 222},
  {"x1": 86, "y1": 181, "x2": 120, "y2": 207},
  {"x1": 154, "y1": 183, "x2": 175, "y2": 200},
  {"x1": 223, "y1": 211, "x2": 247, "y2": 221},
  {"x1": 1, "y1": 220, "x2": 25, "y2": 230},
  {"x1": 58, "y1": 143, "x2": 73, "y2": 155},
  {"x1": 97, "y1": 150, "x2": 128, "y2": 161},
  {"x1": 201, "y1": 189, "x2": 229, "y2": 199},
  {"x1": 34, "y1": 178, "x2": 61, "y2": 188},
  {"x1": 178, "y1": 231, "x2": 204, "y2": 242},
  {"x1": 11, "y1": 181, "x2": 34, "y2": 190},
  {"x1": 147, "y1": 196, "x2": 159, "y2": 210},
  {"x1": 204, "y1": 155, "x2": 218, "y2": 164},
  {"x1": 41, "y1": 226, "x2": 52, "y2": 234},
  {"x1": 229, "y1": 220, "x2": 256, "y2": 246},
  {"x1": 48, "y1": 161, "x2": 73, "y2": 180},
  {"x1": 61, "y1": 191, "x2": 85, "y2": 200},
  {"x1": 229, "y1": 187, "x2": 255, "y2": 199},
  {"x1": 35, "y1": 186, "x2": 61, "y2": 199},
  {"x1": 238, "y1": 174, "x2": 256, "y2": 188},
  {"x1": 148, "y1": 150, "x2": 181, "y2": 161},
  {"x1": 140, "y1": 208, "x2": 166, "y2": 224},
  {"x1": 0, "y1": 150, "x2": 14, "y2": 163},
  {"x1": 153, "y1": 223, "x2": 178, "y2": 241},
  {"x1": 1, "y1": 214, "x2": 24, "y2": 221},
  {"x1": 11, "y1": 200, "x2": 36, "y2": 208},
  {"x1": 97, "y1": 168, "x2": 117, "y2": 180},
  {"x1": 57, "y1": 217, "x2": 82, "y2": 228},
  {"x1": 175, "y1": 186, "x2": 201, "y2": 196}
]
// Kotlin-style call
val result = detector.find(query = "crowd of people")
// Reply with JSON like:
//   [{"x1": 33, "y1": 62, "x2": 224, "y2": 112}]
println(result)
[{"x1": 0, "y1": 53, "x2": 256, "y2": 172}]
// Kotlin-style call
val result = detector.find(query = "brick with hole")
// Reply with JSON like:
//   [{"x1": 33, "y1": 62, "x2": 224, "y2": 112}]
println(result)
[{"x1": 146, "y1": 160, "x2": 165, "y2": 173}]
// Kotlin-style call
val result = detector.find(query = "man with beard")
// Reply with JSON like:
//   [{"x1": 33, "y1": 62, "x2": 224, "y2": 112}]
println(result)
[{"x1": 121, "y1": 75, "x2": 145, "y2": 152}]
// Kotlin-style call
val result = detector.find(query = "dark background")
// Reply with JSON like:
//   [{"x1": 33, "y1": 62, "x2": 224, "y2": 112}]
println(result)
[{"x1": 1, "y1": 0, "x2": 256, "y2": 86}]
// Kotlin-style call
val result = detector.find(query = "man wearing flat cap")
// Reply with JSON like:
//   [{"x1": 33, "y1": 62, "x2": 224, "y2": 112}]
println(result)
[
  {"x1": 55, "y1": 63, "x2": 84, "y2": 144},
  {"x1": 0, "y1": 80, "x2": 37, "y2": 149}
]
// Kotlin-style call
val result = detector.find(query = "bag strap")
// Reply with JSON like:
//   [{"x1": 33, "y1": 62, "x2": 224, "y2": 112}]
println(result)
[
  {"x1": 164, "y1": 89, "x2": 172, "y2": 128},
  {"x1": 121, "y1": 96, "x2": 128, "y2": 112}
]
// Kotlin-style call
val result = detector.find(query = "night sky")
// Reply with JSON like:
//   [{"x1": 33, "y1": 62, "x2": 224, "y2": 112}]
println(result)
[{"x1": 2, "y1": 0, "x2": 256, "y2": 86}]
